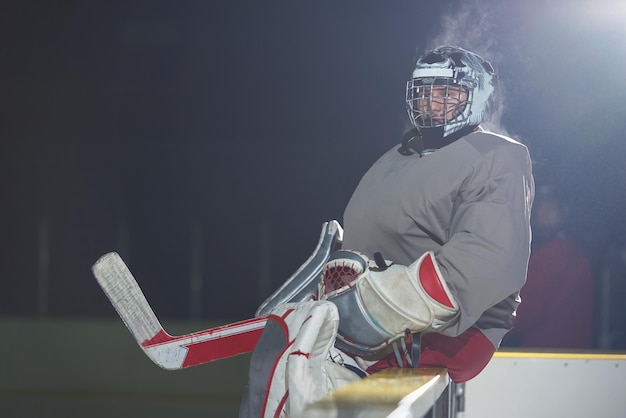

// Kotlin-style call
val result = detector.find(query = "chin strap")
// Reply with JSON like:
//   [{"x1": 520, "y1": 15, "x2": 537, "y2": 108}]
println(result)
[
  {"x1": 398, "y1": 128, "x2": 421, "y2": 156},
  {"x1": 398, "y1": 125, "x2": 479, "y2": 156}
]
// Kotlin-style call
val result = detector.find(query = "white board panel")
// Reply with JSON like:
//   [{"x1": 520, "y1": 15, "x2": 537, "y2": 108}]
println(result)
[{"x1": 463, "y1": 352, "x2": 626, "y2": 418}]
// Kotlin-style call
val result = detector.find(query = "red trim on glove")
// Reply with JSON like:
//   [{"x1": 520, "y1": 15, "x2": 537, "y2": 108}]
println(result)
[{"x1": 419, "y1": 253, "x2": 455, "y2": 308}]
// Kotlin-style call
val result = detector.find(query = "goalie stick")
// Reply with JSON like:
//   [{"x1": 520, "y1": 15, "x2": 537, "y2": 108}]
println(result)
[
  {"x1": 92, "y1": 220, "x2": 343, "y2": 370},
  {"x1": 92, "y1": 251, "x2": 268, "y2": 370}
]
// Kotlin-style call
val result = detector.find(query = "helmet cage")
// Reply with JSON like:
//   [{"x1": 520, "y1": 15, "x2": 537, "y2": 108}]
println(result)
[
  {"x1": 405, "y1": 46, "x2": 497, "y2": 138},
  {"x1": 406, "y1": 77, "x2": 472, "y2": 129}
]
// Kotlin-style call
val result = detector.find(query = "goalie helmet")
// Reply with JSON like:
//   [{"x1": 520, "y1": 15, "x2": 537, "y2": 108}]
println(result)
[{"x1": 406, "y1": 45, "x2": 498, "y2": 138}]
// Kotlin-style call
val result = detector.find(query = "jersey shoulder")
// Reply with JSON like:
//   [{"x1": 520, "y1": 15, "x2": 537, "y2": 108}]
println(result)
[
  {"x1": 464, "y1": 130, "x2": 527, "y2": 151},
  {"x1": 463, "y1": 130, "x2": 531, "y2": 163}
]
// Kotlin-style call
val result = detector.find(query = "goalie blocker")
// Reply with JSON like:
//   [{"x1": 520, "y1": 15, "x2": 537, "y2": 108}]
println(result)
[{"x1": 320, "y1": 250, "x2": 460, "y2": 357}]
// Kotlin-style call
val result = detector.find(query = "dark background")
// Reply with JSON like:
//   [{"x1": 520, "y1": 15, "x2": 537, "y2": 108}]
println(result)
[{"x1": 1, "y1": 1, "x2": 625, "y2": 346}]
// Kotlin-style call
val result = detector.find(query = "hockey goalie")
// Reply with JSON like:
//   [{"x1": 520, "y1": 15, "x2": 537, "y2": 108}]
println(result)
[{"x1": 239, "y1": 45, "x2": 533, "y2": 417}]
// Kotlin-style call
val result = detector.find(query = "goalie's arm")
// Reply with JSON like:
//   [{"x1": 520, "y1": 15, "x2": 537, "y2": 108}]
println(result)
[{"x1": 433, "y1": 142, "x2": 533, "y2": 340}]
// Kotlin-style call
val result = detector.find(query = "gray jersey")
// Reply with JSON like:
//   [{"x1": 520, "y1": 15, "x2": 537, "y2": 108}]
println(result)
[{"x1": 342, "y1": 131, "x2": 534, "y2": 347}]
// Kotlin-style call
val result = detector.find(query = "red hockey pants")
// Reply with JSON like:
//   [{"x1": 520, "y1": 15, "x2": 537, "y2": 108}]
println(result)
[{"x1": 365, "y1": 327, "x2": 495, "y2": 383}]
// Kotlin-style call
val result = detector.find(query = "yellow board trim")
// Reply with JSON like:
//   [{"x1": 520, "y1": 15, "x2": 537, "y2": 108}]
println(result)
[
  {"x1": 304, "y1": 367, "x2": 449, "y2": 417},
  {"x1": 495, "y1": 350, "x2": 626, "y2": 360},
  {"x1": 321, "y1": 367, "x2": 448, "y2": 404}
]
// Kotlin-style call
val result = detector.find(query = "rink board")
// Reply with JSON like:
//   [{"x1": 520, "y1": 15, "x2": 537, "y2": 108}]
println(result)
[
  {"x1": 463, "y1": 351, "x2": 626, "y2": 418},
  {"x1": 304, "y1": 367, "x2": 450, "y2": 418}
]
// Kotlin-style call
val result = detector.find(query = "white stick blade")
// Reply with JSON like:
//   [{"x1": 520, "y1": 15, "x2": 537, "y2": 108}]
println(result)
[{"x1": 92, "y1": 252, "x2": 165, "y2": 344}]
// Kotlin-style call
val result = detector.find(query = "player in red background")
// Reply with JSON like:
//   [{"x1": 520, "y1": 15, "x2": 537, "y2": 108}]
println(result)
[{"x1": 503, "y1": 185, "x2": 594, "y2": 349}]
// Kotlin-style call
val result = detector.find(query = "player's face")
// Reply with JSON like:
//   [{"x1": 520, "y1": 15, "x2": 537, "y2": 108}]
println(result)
[{"x1": 416, "y1": 86, "x2": 468, "y2": 124}]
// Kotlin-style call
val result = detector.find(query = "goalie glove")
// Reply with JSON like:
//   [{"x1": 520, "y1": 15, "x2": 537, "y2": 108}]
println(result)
[{"x1": 320, "y1": 250, "x2": 459, "y2": 357}]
